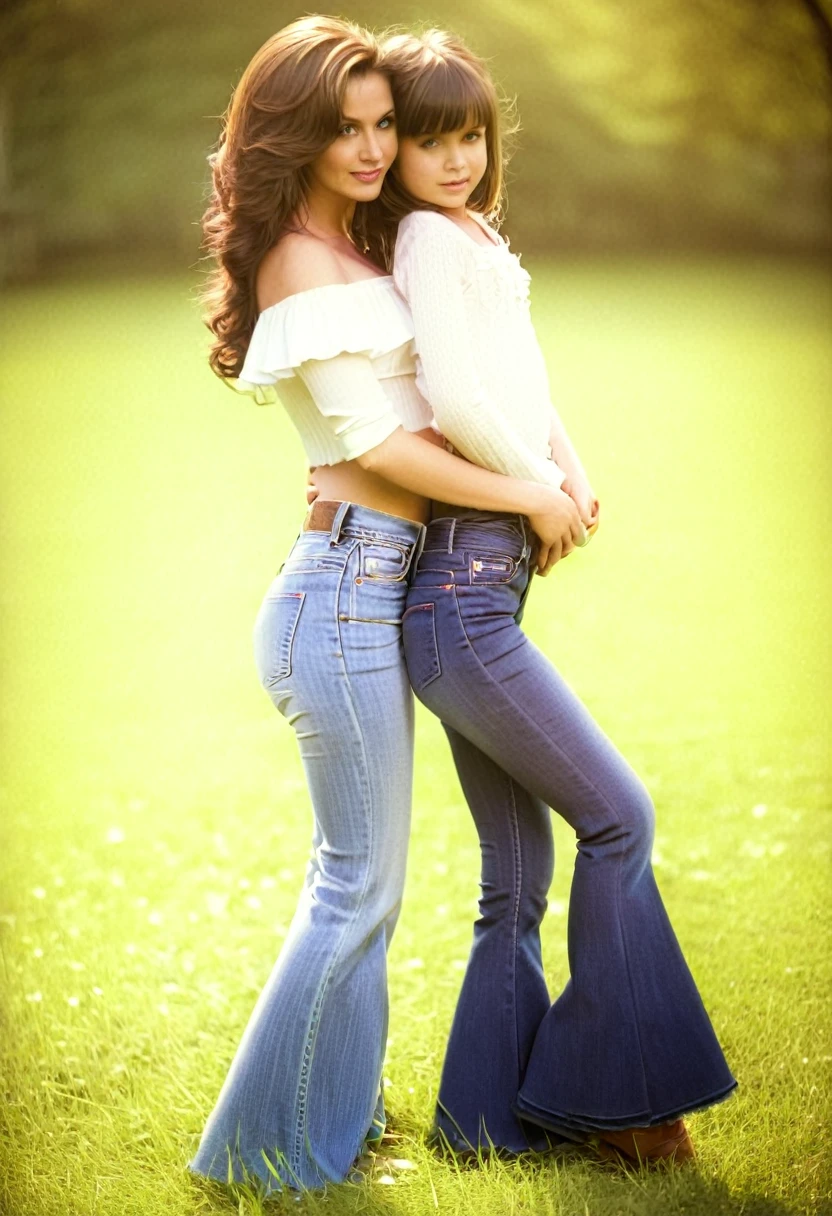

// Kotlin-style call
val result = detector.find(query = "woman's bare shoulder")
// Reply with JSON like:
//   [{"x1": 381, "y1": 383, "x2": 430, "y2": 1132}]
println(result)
[{"x1": 256, "y1": 233, "x2": 349, "y2": 311}]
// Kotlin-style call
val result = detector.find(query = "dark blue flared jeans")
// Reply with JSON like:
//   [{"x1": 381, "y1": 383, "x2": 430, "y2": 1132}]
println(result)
[{"x1": 402, "y1": 509, "x2": 736, "y2": 1153}]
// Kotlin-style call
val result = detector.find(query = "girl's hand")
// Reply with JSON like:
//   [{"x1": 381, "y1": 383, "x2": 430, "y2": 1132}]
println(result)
[{"x1": 528, "y1": 488, "x2": 583, "y2": 577}]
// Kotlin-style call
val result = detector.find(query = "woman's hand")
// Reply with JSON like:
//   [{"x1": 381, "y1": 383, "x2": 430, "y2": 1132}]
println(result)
[
  {"x1": 560, "y1": 475, "x2": 598, "y2": 529},
  {"x1": 528, "y1": 487, "x2": 584, "y2": 577}
]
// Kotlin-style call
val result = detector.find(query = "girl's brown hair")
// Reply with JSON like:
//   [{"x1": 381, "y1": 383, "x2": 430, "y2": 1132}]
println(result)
[
  {"x1": 367, "y1": 29, "x2": 518, "y2": 271},
  {"x1": 200, "y1": 16, "x2": 384, "y2": 380}
]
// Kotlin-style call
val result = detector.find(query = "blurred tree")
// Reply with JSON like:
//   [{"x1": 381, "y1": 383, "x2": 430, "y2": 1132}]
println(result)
[
  {"x1": 486, "y1": 0, "x2": 831, "y2": 248},
  {"x1": 0, "y1": 0, "x2": 829, "y2": 279},
  {"x1": 798, "y1": 0, "x2": 832, "y2": 73}
]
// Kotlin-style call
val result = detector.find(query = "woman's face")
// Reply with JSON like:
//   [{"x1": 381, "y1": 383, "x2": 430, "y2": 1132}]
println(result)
[
  {"x1": 394, "y1": 117, "x2": 488, "y2": 212},
  {"x1": 307, "y1": 70, "x2": 397, "y2": 201}
]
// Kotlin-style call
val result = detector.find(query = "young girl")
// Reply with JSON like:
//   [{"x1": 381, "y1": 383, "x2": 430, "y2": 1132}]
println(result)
[
  {"x1": 187, "y1": 16, "x2": 581, "y2": 1194},
  {"x1": 376, "y1": 30, "x2": 737, "y2": 1165}
]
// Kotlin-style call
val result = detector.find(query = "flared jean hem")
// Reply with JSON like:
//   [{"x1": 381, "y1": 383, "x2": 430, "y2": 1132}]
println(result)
[
  {"x1": 514, "y1": 1076, "x2": 738, "y2": 1135},
  {"x1": 188, "y1": 506, "x2": 425, "y2": 1192},
  {"x1": 402, "y1": 508, "x2": 738, "y2": 1154}
]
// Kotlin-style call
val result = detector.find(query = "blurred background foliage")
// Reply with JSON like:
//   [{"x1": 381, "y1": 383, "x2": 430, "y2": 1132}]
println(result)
[{"x1": 0, "y1": 0, "x2": 830, "y2": 281}]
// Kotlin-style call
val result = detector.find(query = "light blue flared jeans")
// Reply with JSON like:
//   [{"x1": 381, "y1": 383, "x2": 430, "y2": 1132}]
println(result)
[{"x1": 188, "y1": 503, "x2": 425, "y2": 1190}]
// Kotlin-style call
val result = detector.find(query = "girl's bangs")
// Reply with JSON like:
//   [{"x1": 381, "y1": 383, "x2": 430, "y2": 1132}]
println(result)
[{"x1": 398, "y1": 60, "x2": 493, "y2": 137}]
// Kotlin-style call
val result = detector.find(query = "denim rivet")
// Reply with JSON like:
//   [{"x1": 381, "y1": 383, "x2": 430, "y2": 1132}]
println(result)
[{"x1": 355, "y1": 577, "x2": 363, "y2": 585}]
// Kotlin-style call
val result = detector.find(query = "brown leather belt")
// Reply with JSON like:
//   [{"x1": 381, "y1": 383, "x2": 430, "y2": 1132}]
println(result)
[{"x1": 302, "y1": 499, "x2": 345, "y2": 533}]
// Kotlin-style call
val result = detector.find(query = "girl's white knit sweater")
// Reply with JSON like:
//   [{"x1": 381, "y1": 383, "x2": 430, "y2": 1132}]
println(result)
[{"x1": 393, "y1": 209, "x2": 567, "y2": 488}]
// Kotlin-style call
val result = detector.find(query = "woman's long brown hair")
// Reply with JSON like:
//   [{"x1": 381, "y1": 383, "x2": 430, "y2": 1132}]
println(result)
[
  {"x1": 200, "y1": 16, "x2": 384, "y2": 380},
  {"x1": 366, "y1": 29, "x2": 519, "y2": 272}
]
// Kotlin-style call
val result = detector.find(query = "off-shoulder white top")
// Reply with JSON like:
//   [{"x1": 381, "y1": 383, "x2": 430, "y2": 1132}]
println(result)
[
  {"x1": 237, "y1": 275, "x2": 433, "y2": 465},
  {"x1": 393, "y1": 209, "x2": 567, "y2": 488}
]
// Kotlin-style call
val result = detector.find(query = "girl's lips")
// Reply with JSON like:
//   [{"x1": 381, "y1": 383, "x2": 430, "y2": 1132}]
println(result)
[
  {"x1": 351, "y1": 169, "x2": 382, "y2": 182},
  {"x1": 441, "y1": 179, "x2": 470, "y2": 190}
]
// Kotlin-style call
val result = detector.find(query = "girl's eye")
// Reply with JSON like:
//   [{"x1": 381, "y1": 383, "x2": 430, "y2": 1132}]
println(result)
[
  {"x1": 420, "y1": 138, "x2": 439, "y2": 149},
  {"x1": 464, "y1": 130, "x2": 483, "y2": 141}
]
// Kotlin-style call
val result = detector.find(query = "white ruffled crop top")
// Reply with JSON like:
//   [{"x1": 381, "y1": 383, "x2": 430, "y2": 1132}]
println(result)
[
  {"x1": 393, "y1": 209, "x2": 567, "y2": 488},
  {"x1": 238, "y1": 276, "x2": 433, "y2": 466}
]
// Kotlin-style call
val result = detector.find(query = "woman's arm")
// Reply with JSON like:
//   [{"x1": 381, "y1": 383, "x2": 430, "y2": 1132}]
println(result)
[
  {"x1": 360, "y1": 427, "x2": 584, "y2": 572},
  {"x1": 296, "y1": 352, "x2": 582, "y2": 535},
  {"x1": 358, "y1": 424, "x2": 572, "y2": 519}
]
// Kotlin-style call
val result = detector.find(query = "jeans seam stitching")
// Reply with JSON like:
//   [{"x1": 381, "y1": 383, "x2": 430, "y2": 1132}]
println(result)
[
  {"x1": 290, "y1": 550, "x2": 376, "y2": 1173},
  {"x1": 507, "y1": 774, "x2": 523, "y2": 1087},
  {"x1": 448, "y1": 587, "x2": 625, "y2": 827},
  {"x1": 613, "y1": 836, "x2": 651, "y2": 1115},
  {"x1": 447, "y1": 587, "x2": 655, "y2": 1116}
]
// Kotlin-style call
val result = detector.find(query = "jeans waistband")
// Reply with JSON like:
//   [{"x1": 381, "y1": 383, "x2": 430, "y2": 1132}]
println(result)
[
  {"x1": 303, "y1": 500, "x2": 427, "y2": 553},
  {"x1": 424, "y1": 510, "x2": 533, "y2": 560}
]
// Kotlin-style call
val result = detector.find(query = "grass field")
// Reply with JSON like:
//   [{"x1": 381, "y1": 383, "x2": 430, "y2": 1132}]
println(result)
[{"x1": 1, "y1": 258, "x2": 830, "y2": 1216}]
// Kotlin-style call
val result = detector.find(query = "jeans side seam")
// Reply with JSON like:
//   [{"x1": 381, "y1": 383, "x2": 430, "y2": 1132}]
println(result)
[
  {"x1": 613, "y1": 828, "x2": 651, "y2": 1116},
  {"x1": 290, "y1": 555, "x2": 378, "y2": 1174},
  {"x1": 446, "y1": 587, "x2": 652, "y2": 1111},
  {"x1": 328, "y1": 556, "x2": 384, "y2": 1149},
  {"x1": 507, "y1": 774, "x2": 523, "y2": 1088},
  {"x1": 331, "y1": 619, "x2": 388, "y2": 1164},
  {"x1": 447, "y1": 589, "x2": 624, "y2": 828}
]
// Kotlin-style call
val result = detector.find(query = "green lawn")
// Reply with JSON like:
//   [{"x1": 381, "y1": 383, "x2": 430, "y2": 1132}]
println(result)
[{"x1": 0, "y1": 259, "x2": 830, "y2": 1216}]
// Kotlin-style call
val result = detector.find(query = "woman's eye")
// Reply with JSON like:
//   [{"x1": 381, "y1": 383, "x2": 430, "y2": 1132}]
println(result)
[
  {"x1": 378, "y1": 117, "x2": 394, "y2": 129},
  {"x1": 339, "y1": 124, "x2": 356, "y2": 136}
]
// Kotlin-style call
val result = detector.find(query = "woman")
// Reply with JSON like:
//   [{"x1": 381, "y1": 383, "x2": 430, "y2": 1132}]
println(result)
[
  {"x1": 373, "y1": 29, "x2": 738, "y2": 1165},
  {"x1": 187, "y1": 16, "x2": 580, "y2": 1193}
]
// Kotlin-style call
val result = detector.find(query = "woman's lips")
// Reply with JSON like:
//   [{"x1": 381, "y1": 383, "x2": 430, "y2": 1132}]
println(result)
[{"x1": 351, "y1": 168, "x2": 382, "y2": 183}]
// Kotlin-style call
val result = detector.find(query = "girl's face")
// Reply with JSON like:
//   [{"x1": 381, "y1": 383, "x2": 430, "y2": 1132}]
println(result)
[
  {"x1": 308, "y1": 70, "x2": 397, "y2": 202},
  {"x1": 394, "y1": 118, "x2": 488, "y2": 213}
]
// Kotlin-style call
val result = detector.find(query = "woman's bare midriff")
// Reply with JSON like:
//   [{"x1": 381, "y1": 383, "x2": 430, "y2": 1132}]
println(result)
[{"x1": 309, "y1": 461, "x2": 431, "y2": 525}]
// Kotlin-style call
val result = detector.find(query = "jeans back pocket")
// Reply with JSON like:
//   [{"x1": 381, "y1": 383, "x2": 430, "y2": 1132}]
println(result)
[{"x1": 253, "y1": 591, "x2": 305, "y2": 689}]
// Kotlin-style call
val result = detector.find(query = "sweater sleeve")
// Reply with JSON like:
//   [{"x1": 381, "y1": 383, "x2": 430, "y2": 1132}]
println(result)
[
  {"x1": 295, "y1": 352, "x2": 401, "y2": 462},
  {"x1": 393, "y1": 214, "x2": 566, "y2": 488}
]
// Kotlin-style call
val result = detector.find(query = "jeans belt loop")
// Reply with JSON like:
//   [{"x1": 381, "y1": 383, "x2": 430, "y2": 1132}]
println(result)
[
  {"x1": 518, "y1": 513, "x2": 530, "y2": 561},
  {"x1": 329, "y1": 500, "x2": 350, "y2": 546},
  {"x1": 412, "y1": 523, "x2": 427, "y2": 570},
  {"x1": 447, "y1": 517, "x2": 457, "y2": 554}
]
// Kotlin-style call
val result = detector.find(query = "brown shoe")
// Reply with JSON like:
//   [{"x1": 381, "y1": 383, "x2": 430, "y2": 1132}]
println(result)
[{"x1": 596, "y1": 1118, "x2": 695, "y2": 1165}]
